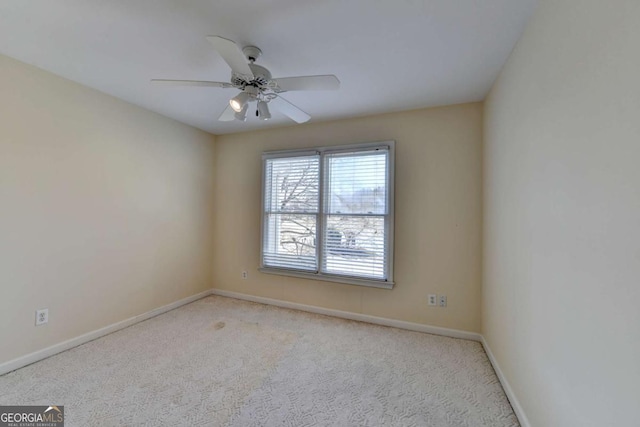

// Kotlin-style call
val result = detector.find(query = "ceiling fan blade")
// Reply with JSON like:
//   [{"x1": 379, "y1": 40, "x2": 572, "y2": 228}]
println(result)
[
  {"x1": 271, "y1": 75, "x2": 340, "y2": 92},
  {"x1": 218, "y1": 104, "x2": 236, "y2": 122},
  {"x1": 270, "y1": 95, "x2": 311, "y2": 123},
  {"x1": 206, "y1": 36, "x2": 254, "y2": 78},
  {"x1": 151, "y1": 79, "x2": 233, "y2": 88}
]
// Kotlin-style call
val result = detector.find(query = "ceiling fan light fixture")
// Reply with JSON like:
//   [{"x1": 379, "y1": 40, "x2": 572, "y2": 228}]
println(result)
[
  {"x1": 153, "y1": 36, "x2": 340, "y2": 125},
  {"x1": 229, "y1": 92, "x2": 250, "y2": 112},
  {"x1": 234, "y1": 103, "x2": 249, "y2": 121},
  {"x1": 257, "y1": 100, "x2": 271, "y2": 120}
]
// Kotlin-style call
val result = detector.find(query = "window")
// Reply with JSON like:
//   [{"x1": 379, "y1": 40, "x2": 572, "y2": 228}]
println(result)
[{"x1": 261, "y1": 141, "x2": 394, "y2": 288}]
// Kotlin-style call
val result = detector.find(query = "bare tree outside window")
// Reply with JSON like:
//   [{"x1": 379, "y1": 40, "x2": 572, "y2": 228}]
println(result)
[{"x1": 277, "y1": 161, "x2": 318, "y2": 257}]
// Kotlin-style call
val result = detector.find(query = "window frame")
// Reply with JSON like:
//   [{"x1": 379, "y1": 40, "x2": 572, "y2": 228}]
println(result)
[{"x1": 259, "y1": 141, "x2": 395, "y2": 289}]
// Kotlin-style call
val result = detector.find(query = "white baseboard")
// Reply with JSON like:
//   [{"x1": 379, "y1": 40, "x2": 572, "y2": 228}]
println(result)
[
  {"x1": 0, "y1": 289, "x2": 214, "y2": 376},
  {"x1": 481, "y1": 336, "x2": 530, "y2": 427},
  {"x1": 210, "y1": 289, "x2": 481, "y2": 342}
]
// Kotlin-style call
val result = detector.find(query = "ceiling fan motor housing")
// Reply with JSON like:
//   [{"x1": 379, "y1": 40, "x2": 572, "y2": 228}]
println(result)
[{"x1": 231, "y1": 63, "x2": 272, "y2": 89}]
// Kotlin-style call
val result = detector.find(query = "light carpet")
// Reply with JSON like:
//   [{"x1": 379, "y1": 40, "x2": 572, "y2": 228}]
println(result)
[{"x1": 0, "y1": 296, "x2": 518, "y2": 426}]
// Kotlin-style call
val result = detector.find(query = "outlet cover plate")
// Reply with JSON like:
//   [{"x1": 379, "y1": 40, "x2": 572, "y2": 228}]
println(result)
[
  {"x1": 439, "y1": 295, "x2": 447, "y2": 307},
  {"x1": 35, "y1": 308, "x2": 49, "y2": 326},
  {"x1": 428, "y1": 294, "x2": 437, "y2": 306}
]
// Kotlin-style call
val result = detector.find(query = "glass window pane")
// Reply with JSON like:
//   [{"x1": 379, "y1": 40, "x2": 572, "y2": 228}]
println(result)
[
  {"x1": 263, "y1": 213, "x2": 317, "y2": 271},
  {"x1": 326, "y1": 150, "x2": 387, "y2": 215},
  {"x1": 322, "y1": 215, "x2": 386, "y2": 279},
  {"x1": 265, "y1": 156, "x2": 319, "y2": 213}
]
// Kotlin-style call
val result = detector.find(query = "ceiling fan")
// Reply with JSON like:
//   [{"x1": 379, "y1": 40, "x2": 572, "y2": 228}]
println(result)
[{"x1": 152, "y1": 36, "x2": 340, "y2": 123}]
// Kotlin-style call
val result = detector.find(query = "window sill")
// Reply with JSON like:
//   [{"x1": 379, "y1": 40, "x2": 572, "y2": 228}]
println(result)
[{"x1": 258, "y1": 267, "x2": 394, "y2": 289}]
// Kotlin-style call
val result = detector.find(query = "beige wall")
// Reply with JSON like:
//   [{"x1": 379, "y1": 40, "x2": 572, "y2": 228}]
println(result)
[
  {"x1": 0, "y1": 55, "x2": 216, "y2": 364},
  {"x1": 483, "y1": 0, "x2": 640, "y2": 425},
  {"x1": 213, "y1": 103, "x2": 483, "y2": 332}
]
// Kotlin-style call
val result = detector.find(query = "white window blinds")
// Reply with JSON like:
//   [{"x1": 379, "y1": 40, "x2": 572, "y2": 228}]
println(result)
[
  {"x1": 322, "y1": 148, "x2": 389, "y2": 280},
  {"x1": 263, "y1": 155, "x2": 319, "y2": 271},
  {"x1": 261, "y1": 142, "x2": 394, "y2": 287}
]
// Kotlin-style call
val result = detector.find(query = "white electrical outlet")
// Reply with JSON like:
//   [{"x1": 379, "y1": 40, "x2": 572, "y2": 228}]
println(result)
[
  {"x1": 35, "y1": 308, "x2": 49, "y2": 326},
  {"x1": 439, "y1": 295, "x2": 447, "y2": 307},
  {"x1": 428, "y1": 294, "x2": 437, "y2": 306},
  {"x1": 241, "y1": 271, "x2": 248, "y2": 279}
]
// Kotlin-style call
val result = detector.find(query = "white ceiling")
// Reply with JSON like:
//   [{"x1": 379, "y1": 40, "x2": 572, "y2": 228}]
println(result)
[{"x1": 0, "y1": 0, "x2": 537, "y2": 135}]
